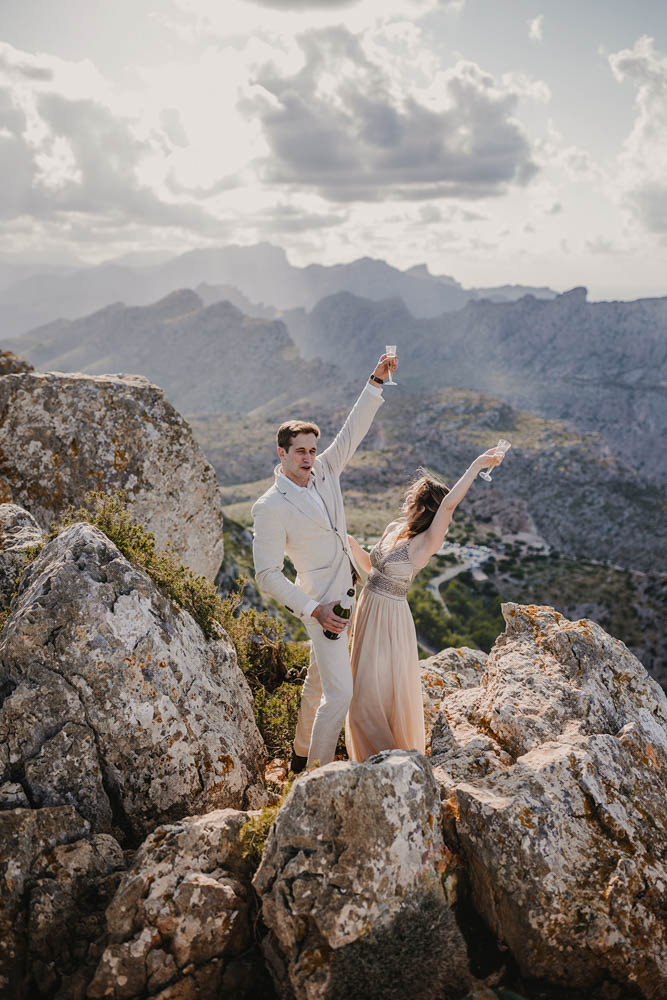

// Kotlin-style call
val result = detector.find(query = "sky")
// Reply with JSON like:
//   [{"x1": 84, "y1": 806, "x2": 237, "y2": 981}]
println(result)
[{"x1": 1, "y1": 0, "x2": 667, "y2": 299}]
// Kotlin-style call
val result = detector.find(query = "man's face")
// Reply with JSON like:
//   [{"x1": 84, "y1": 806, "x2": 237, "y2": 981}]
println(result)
[{"x1": 278, "y1": 432, "x2": 318, "y2": 487}]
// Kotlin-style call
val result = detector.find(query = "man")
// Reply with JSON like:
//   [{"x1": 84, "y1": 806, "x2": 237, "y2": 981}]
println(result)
[{"x1": 252, "y1": 353, "x2": 394, "y2": 772}]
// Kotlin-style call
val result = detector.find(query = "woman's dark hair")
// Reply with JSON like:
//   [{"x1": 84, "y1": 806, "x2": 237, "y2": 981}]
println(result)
[{"x1": 397, "y1": 468, "x2": 449, "y2": 540}]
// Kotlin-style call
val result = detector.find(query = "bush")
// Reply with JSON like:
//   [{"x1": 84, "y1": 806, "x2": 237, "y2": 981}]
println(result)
[{"x1": 239, "y1": 776, "x2": 295, "y2": 869}]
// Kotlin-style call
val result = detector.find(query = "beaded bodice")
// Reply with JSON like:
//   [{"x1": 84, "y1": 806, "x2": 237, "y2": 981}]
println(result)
[{"x1": 366, "y1": 535, "x2": 413, "y2": 600}]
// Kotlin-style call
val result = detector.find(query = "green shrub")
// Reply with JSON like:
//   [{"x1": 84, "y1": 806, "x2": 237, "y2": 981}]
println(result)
[
  {"x1": 253, "y1": 679, "x2": 303, "y2": 759},
  {"x1": 239, "y1": 777, "x2": 295, "y2": 869}
]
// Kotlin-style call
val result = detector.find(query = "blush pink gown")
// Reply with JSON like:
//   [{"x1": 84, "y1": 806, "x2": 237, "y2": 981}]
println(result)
[{"x1": 345, "y1": 535, "x2": 426, "y2": 761}]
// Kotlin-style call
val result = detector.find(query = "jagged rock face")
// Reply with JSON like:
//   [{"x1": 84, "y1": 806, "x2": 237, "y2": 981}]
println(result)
[
  {"x1": 421, "y1": 646, "x2": 487, "y2": 748},
  {"x1": 254, "y1": 750, "x2": 471, "y2": 1000},
  {"x1": 89, "y1": 809, "x2": 271, "y2": 1000},
  {"x1": 0, "y1": 503, "x2": 43, "y2": 606},
  {"x1": 431, "y1": 603, "x2": 667, "y2": 1000},
  {"x1": 0, "y1": 371, "x2": 223, "y2": 581},
  {"x1": 0, "y1": 523, "x2": 267, "y2": 844},
  {"x1": 0, "y1": 805, "x2": 124, "y2": 1000},
  {"x1": 0, "y1": 350, "x2": 33, "y2": 375}
]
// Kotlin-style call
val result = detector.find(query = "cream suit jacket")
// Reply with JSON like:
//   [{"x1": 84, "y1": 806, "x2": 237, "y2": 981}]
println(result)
[{"x1": 251, "y1": 383, "x2": 384, "y2": 620}]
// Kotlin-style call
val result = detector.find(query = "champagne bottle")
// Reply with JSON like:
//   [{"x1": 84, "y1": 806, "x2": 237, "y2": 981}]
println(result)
[{"x1": 323, "y1": 588, "x2": 355, "y2": 640}]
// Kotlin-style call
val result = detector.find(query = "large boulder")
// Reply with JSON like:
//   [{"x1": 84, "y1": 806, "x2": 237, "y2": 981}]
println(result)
[
  {"x1": 0, "y1": 522, "x2": 267, "y2": 844},
  {"x1": 254, "y1": 750, "x2": 471, "y2": 1000},
  {"x1": 431, "y1": 603, "x2": 667, "y2": 1000},
  {"x1": 0, "y1": 805, "x2": 124, "y2": 1000},
  {"x1": 0, "y1": 503, "x2": 43, "y2": 606},
  {"x1": 0, "y1": 350, "x2": 33, "y2": 375},
  {"x1": 89, "y1": 808, "x2": 271, "y2": 1000},
  {"x1": 421, "y1": 646, "x2": 487, "y2": 748},
  {"x1": 0, "y1": 371, "x2": 223, "y2": 580}
]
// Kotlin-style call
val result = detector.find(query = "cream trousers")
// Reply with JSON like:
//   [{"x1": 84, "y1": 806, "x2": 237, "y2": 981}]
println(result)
[{"x1": 294, "y1": 619, "x2": 354, "y2": 768}]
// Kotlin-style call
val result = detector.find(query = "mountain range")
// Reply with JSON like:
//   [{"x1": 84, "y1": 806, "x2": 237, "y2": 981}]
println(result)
[
  {"x1": 0, "y1": 242, "x2": 556, "y2": 338},
  {"x1": 11, "y1": 282, "x2": 666, "y2": 483}
]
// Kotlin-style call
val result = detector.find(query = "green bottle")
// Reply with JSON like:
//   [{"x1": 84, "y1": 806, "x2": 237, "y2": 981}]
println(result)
[{"x1": 323, "y1": 588, "x2": 355, "y2": 640}]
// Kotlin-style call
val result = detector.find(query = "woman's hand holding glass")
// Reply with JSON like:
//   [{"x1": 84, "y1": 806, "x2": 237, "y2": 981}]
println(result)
[{"x1": 476, "y1": 439, "x2": 511, "y2": 482}]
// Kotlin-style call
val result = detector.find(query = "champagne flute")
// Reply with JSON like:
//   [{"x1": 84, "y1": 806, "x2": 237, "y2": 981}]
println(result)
[
  {"x1": 385, "y1": 345, "x2": 397, "y2": 385},
  {"x1": 479, "y1": 439, "x2": 511, "y2": 482}
]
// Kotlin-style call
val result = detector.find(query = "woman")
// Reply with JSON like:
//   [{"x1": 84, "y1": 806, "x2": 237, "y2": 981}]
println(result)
[{"x1": 345, "y1": 446, "x2": 505, "y2": 762}]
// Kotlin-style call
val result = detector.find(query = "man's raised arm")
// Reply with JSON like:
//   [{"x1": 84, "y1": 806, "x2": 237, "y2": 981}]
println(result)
[
  {"x1": 319, "y1": 354, "x2": 393, "y2": 477},
  {"x1": 252, "y1": 497, "x2": 314, "y2": 620}
]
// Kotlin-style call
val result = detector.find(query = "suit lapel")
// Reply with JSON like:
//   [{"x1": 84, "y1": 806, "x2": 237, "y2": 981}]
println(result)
[
  {"x1": 274, "y1": 470, "x2": 330, "y2": 529},
  {"x1": 311, "y1": 463, "x2": 335, "y2": 529}
]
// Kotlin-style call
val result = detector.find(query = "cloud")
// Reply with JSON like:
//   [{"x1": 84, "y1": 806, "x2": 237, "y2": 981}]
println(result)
[
  {"x1": 173, "y1": 0, "x2": 455, "y2": 42},
  {"x1": 243, "y1": 0, "x2": 359, "y2": 8},
  {"x1": 260, "y1": 202, "x2": 347, "y2": 231},
  {"x1": 536, "y1": 123, "x2": 602, "y2": 182},
  {"x1": 609, "y1": 36, "x2": 667, "y2": 233},
  {"x1": 0, "y1": 42, "x2": 219, "y2": 233},
  {"x1": 528, "y1": 15, "x2": 543, "y2": 42},
  {"x1": 244, "y1": 28, "x2": 539, "y2": 202},
  {"x1": 160, "y1": 107, "x2": 188, "y2": 147}
]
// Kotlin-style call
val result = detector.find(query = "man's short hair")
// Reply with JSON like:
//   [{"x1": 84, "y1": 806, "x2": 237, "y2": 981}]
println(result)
[{"x1": 277, "y1": 420, "x2": 321, "y2": 452}]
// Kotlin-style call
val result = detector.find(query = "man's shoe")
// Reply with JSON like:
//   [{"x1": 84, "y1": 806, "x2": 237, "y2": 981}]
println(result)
[{"x1": 289, "y1": 753, "x2": 308, "y2": 775}]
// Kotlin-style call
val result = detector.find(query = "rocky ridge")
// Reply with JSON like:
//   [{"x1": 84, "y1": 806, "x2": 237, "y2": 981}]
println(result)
[
  {"x1": 6, "y1": 291, "x2": 336, "y2": 417},
  {"x1": 0, "y1": 503, "x2": 43, "y2": 606},
  {"x1": 284, "y1": 287, "x2": 667, "y2": 482},
  {"x1": 0, "y1": 242, "x2": 557, "y2": 337},
  {"x1": 254, "y1": 750, "x2": 471, "y2": 1000},
  {"x1": 0, "y1": 369, "x2": 224, "y2": 580},
  {"x1": 0, "y1": 521, "x2": 267, "y2": 842},
  {"x1": 431, "y1": 603, "x2": 667, "y2": 999},
  {"x1": 88, "y1": 809, "x2": 270, "y2": 999}
]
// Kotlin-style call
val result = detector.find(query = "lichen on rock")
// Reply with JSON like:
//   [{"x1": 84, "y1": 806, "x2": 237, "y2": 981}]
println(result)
[
  {"x1": 254, "y1": 749, "x2": 471, "y2": 1000},
  {"x1": 0, "y1": 370, "x2": 224, "y2": 580},
  {"x1": 421, "y1": 646, "x2": 487, "y2": 749},
  {"x1": 0, "y1": 503, "x2": 43, "y2": 607},
  {"x1": 431, "y1": 602, "x2": 667, "y2": 1000},
  {"x1": 0, "y1": 522, "x2": 267, "y2": 844},
  {"x1": 88, "y1": 808, "x2": 271, "y2": 1000},
  {"x1": 0, "y1": 805, "x2": 125, "y2": 999}
]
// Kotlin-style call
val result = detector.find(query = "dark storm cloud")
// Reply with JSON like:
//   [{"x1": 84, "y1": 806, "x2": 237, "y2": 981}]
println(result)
[{"x1": 245, "y1": 29, "x2": 538, "y2": 202}]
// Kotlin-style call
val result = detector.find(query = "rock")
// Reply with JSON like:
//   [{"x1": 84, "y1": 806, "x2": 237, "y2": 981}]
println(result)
[
  {"x1": 0, "y1": 350, "x2": 33, "y2": 375},
  {"x1": 27, "y1": 831, "x2": 125, "y2": 999},
  {"x1": 431, "y1": 603, "x2": 667, "y2": 1000},
  {"x1": 0, "y1": 522, "x2": 267, "y2": 844},
  {"x1": 0, "y1": 371, "x2": 223, "y2": 580},
  {"x1": 254, "y1": 750, "x2": 471, "y2": 1000},
  {"x1": 421, "y1": 646, "x2": 487, "y2": 748},
  {"x1": 0, "y1": 805, "x2": 121, "y2": 998},
  {"x1": 0, "y1": 503, "x2": 43, "y2": 606},
  {"x1": 88, "y1": 809, "x2": 271, "y2": 1000}
]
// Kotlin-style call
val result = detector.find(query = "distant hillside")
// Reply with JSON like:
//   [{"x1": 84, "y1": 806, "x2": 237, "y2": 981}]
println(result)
[
  {"x1": 6, "y1": 290, "x2": 337, "y2": 416},
  {"x1": 282, "y1": 287, "x2": 667, "y2": 481},
  {"x1": 9, "y1": 281, "x2": 666, "y2": 483},
  {"x1": 191, "y1": 382, "x2": 665, "y2": 572},
  {"x1": 0, "y1": 242, "x2": 557, "y2": 336}
]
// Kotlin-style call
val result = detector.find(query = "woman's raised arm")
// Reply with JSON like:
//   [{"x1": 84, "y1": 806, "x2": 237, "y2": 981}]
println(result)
[{"x1": 409, "y1": 448, "x2": 504, "y2": 569}]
